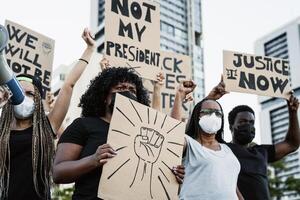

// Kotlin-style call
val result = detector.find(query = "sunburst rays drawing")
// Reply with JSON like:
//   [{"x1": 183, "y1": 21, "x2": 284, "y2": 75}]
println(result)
[{"x1": 98, "y1": 94, "x2": 185, "y2": 200}]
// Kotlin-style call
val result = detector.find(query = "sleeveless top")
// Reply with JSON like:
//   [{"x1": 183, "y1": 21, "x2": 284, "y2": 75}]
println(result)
[{"x1": 179, "y1": 136, "x2": 241, "y2": 200}]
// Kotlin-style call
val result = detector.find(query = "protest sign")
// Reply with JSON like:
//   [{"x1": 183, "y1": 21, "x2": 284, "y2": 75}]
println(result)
[
  {"x1": 223, "y1": 50, "x2": 291, "y2": 99},
  {"x1": 105, "y1": 0, "x2": 161, "y2": 80},
  {"x1": 4, "y1": 20, "x2": 55, "y2": 99},
  {"x1": 160, "y1": 51, "x2": 192, "y2": 117},
  {"x1": 98, "y1": 94, "x2": 185, "y2": 200}
]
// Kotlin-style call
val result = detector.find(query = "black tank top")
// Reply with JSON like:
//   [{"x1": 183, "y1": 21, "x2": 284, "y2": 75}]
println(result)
[{"x1": 8, "y1": 126, "x2": 50, "y2": 200}]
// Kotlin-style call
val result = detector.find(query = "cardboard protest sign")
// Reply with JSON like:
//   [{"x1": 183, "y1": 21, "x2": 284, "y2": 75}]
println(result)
[
  {"x1": 98, "y1": 94, "x2": 185, "y2": 200},
  {"x1": 4, "y1": 20, "x2": 55, "y2": 99},
  {"x1": 105, "y1": 0, "x2": 161, "y2": 80},
  {"x1": 160, "y1": 51, "x2": 192, "y2": 117},
  {"x1": 223, "y1": 50, "x2": 292, "y2": 99}
]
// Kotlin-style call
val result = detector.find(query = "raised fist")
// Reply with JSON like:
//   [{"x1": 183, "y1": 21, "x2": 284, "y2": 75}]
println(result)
[{"x1": 134, "y1": 127, "x2": 164, "y2": 164}]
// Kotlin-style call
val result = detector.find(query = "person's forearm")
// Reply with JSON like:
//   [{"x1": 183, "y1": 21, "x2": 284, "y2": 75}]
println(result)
[
  {"x1": 171, "y1": 92, "x2": 183, "y2": 120},
  {"x1": 152, "y1": 86, "x2": 162, "y2": 111},
  {"x1": 286, "y1": 110, "x2": 300, "y2": 149},
  {"x1": 65, "y1": 47, "x2": 94, "y2": 87},
  {"x1": 236, "y1": 187, "x2": 244, "y2": 200},
  {"x1": 53, "y1": 155, "x2": 97, "y2": 184}
]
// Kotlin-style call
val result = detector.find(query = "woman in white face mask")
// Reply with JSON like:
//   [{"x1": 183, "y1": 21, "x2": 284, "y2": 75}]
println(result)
[
  {"x1": 179, "y1": 99, "x2": 244, "y2": 200},
  {"x1": 0, "y1": 28, "x2": 95, "y2": 200}
]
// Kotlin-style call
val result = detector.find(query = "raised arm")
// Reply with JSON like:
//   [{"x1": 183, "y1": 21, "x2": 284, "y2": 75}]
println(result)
[
  {"x1": 206, "y1": 75, "x2": 228, "y2": 100},
  {"x1": 274, "y1": 94, "x2": 300, "y2": 160},
  {"x1": 152, "y1": 72, "x2": 165, "y2": 111},
  {"x1": 170, "y1": 80, "x2": 196, "y2": 120},
  {"x1": 48, "y1": 28, "x2": 95, "y2": 132}
]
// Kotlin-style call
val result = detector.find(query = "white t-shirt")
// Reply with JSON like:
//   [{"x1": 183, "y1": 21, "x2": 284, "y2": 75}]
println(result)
[{"x1": 179, "y1": 135, "x2": 241, "y2": 200}]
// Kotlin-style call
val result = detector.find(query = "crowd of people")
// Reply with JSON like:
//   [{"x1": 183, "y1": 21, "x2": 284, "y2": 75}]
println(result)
[{"x1": 0, "y1": 28, "x2": 299, "y2": 200}]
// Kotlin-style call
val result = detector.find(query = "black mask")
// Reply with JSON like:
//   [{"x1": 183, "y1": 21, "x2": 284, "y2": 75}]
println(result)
[
  {"x1": 233, "y1": 124, "x2": 255, "y2": 145},
  {"x1": 108, "y1": 91, "x2": 138, "y2": 113}
]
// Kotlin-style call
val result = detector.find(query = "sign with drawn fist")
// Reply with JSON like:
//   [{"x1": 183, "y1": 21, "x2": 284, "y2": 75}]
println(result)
[{"x1": 134, "y1": 127, "x2": 164, "y2": 164}]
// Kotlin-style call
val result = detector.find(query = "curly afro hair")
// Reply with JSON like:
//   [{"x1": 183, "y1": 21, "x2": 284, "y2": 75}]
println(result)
[
  {"x1": 228, "y1": 105, "x2": 255, "y2": 128},
  {"x1": 79, "y1": 67, "x2": 150, "y2": 117},
  {"x1": 186, "y1": 99, "x2": 225, "y2": 143}
]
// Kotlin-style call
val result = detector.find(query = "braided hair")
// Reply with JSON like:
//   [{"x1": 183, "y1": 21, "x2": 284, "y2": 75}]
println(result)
[{"x1": 0, "y1": 83, "x2": 54, "y2": 199}]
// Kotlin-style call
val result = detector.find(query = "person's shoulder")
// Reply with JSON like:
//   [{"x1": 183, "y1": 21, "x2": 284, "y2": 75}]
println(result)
[
  {"x1": 225, "y1": 142, "x2": 238, "y2": 148},
  {"x1": 251, "y1": 143, "x2": 275, "y2": 151},
  {"x1": 72, "y1": 117, "x2": 100, "y2": 124},
  {"x1": 185, "y1": 135, "x2": 196, "y2": 144}
]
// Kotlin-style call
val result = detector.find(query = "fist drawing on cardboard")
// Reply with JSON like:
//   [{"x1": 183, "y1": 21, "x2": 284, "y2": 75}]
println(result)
[
  {"x1": 99, "y1": 94, "x2": 185, "y2": 200},
  {"x1": 135, "y1": 127, "x2": 164, "y2": 164}
]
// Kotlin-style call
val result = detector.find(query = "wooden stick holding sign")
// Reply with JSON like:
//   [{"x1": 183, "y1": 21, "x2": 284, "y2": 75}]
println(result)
[
  {"x1": 98, "y1": 94, "x2": 185, "y2": 200},
  {"x1": 104, "y1": 0, "x2": 161, "y2": 81},
  {"x1": 4, "y1": 20, "x2": 55, "y2": 99},
  {"x1": 223, "y1": 50, "x2": 292, "y2": 99}
]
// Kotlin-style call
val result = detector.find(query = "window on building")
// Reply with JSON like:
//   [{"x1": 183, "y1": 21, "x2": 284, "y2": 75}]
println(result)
[
  {"x1": 161, "y1": 22, "x2": 175, "y2": 36},
  {"x1": 60, "y1": 74, "x2": 65, "y2": 81},
  {"x1": 195, "y1": 32, "x2": 201, "y2": 46}
]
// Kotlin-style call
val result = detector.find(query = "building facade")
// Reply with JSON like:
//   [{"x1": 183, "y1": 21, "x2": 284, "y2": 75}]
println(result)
[
  {"x1": 255, "y1": 17, "x2": 300, "y2": 200},
  {"x1": 90, "y1": 0, "x2": 205, "y2": 102}
]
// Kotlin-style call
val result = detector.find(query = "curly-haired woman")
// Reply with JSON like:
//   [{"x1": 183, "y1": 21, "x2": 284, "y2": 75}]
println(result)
[{"x1": 53, "y1": 67, "x2": 185, "y2": 200}]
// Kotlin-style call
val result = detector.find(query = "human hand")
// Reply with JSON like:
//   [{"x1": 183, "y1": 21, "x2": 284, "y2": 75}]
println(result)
[
  {"x1": 152, "y1": 72, "x2": 165, "y2": 89},
  {"x1": 206, "y1": 75, "x2": 228, "y2": 100},
  {"x1": 287, "y1": 92, "x2": 299, "y2": 112},
  {"x1": 172, "y1": 165, "x2": 185, "y2": 184},
  {"x1": 45, "y1": 92, "x2": 55, "y2": 112},
  {"x1": 100, "y1": 57, "x2": 111, "y2": 71},
  {"x1": 0, "y1": 86, "x2": 11, "y2": 108},
  {"x1": 134, "y1": 127, "x2": 164, "y2": 163},
  {"x1": 91, "y1": 144, "x2": 117, "y2": 167},
  {"x1": 82, "y1": 28, "x2": 95, "y2": 49},
  {"x1": 176, "y1": 80, "x2": 196, "y2": 101}
]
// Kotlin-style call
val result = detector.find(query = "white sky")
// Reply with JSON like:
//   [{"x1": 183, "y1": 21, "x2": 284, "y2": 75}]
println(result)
[{"x1": 1, "y1": 0, "x2": 300, "y2": 142}]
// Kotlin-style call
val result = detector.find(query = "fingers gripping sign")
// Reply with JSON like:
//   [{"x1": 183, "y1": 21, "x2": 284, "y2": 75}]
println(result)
[{"x1": 92, "y1": 144, "x2": 117, "y2": 167}]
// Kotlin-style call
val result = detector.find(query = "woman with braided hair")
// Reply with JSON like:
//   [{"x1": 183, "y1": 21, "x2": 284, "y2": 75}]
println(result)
[{"x1": 0, "y1": 28, "x2": 95, "y2": 200}]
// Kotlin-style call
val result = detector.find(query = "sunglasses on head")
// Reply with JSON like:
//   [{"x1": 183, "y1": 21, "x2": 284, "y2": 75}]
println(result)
[{"x1": 199, "y1": 109, "x2": 223, "y2": 118}]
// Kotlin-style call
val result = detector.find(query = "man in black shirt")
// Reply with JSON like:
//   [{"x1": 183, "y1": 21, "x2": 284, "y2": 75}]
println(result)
[
  {"x1": 207, "y1": 78, "x2": 300, "y2": 200},
  {"x1": 53, "y1": 67, "x2": 184, "y2": 200}
]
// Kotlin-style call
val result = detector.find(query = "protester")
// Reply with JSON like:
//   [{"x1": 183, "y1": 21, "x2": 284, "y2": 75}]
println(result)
[
  {"x1": 179, "y1": 98, "x2": 243, "y2": 200},
  {"x1": 53, "y1": 67, "x2": 184, "y2": 200},
  {"x1": 0, "y1": 28, "x2": 95, "y2": 199},
  {"x1": 206, "y1": 77, "x2": 300, "y2": 200}
]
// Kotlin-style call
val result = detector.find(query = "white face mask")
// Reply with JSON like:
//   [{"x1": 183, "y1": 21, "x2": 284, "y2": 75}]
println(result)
[
  {"x1": 13, "y1": 96, "x2": 35, "y2": 119},
  {"x1": 198, "y1": 113, "x2": 222, "y2": 134}
]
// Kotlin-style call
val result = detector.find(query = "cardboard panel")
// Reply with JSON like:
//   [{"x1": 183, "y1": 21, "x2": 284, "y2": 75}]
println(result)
[
  {"x1": 223, "y1": 50, "x2": 291, "y2": 99},
  {"x1": 98, "y1": 94, "x2": 185, "y2": 200}
]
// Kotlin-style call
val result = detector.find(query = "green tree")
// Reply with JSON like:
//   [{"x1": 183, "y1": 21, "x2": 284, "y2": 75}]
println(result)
[
  {"x1": 52, "y1": 185, "x2": 74, "y2": 200},
  {"x1": 268, "y1": 160, "x2": 300, "y2": 200}
]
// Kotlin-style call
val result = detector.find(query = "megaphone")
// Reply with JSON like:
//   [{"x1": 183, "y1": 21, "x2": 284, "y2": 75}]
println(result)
[{"x1": 0, "y1": 24, "x2": 25, "y2": 105}]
